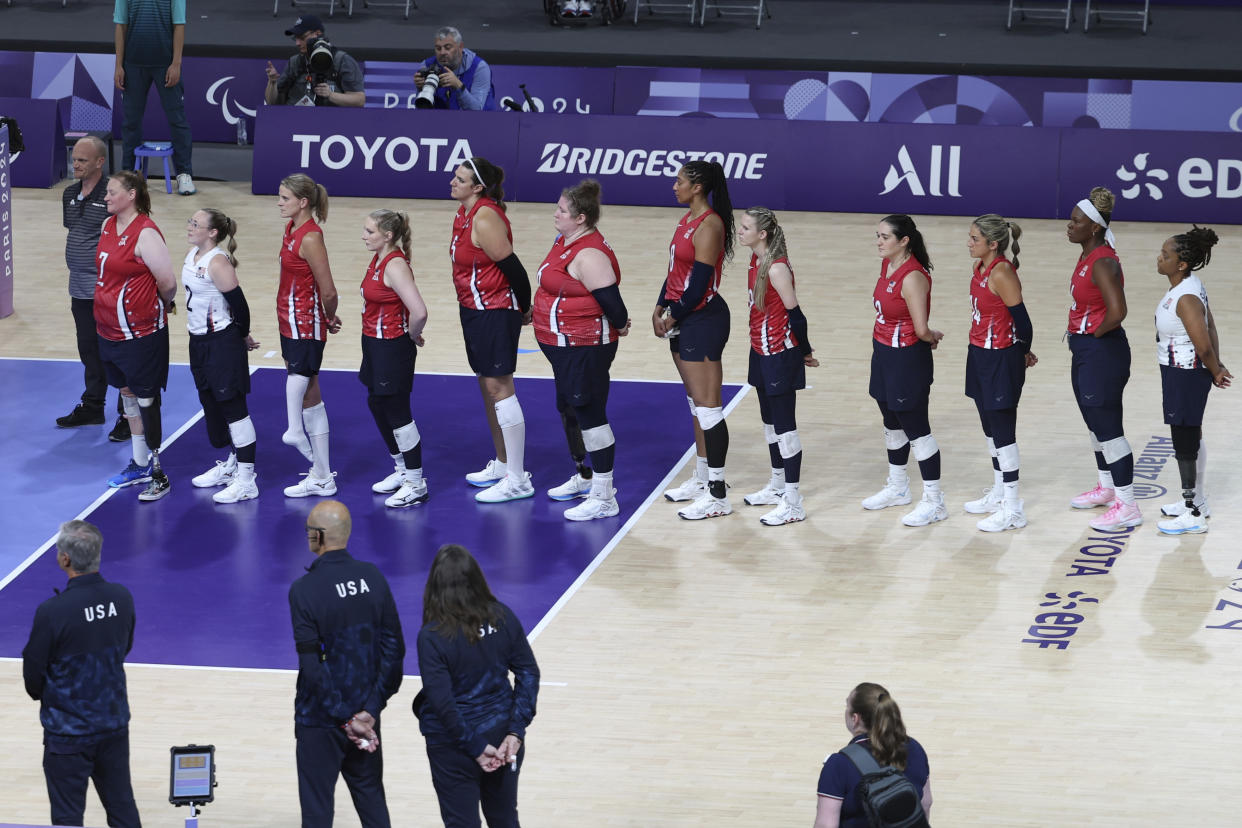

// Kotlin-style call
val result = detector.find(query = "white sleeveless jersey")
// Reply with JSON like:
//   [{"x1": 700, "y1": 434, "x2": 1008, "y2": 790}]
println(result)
[
  {"x1": 1155, "y1": 274, "x2": 1208, "y2": 369},
  {"x1": 183, "y1": 247, "x2": 233, "y2": 336}
]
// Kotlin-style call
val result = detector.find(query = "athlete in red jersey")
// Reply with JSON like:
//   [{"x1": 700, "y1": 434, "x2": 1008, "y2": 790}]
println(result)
[
  {"x1": 276, "y1": 174, "x2": 341, "y2": 499},
  {"x1": 94, "y1": 171, "x2": 177, "y2": 502},
  {"x1": 535, "y1": 180, "x2": 631, "y2": 521},
  {"x1": 963, "y1": 214, "x2": 1038, "y2": 533},
  {"x1": 449, "y1": 157, "x2": 535, "y2": 504},
  {"x1": 872, "y1": 257, "x2": 930, "y2": 349},
  {"x1": 360, "y1": 209, "x2": 430, "y2": 509},
  {"x1": 738, "y1": 207, "x2": 818, "y2": 526},
  {"x1": 1067, "y1": 244, "x2": 1123, "y2": 336}
]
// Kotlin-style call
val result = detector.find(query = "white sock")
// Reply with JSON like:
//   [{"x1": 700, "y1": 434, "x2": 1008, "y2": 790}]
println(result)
[
  {"x1": 1098, "y1": 469, "x2": 1115, "y2": 489},
  {"x1": 923, "y1": 479, "x2": 942, "y2": 497},
  {"x1": 131, "y1": 434, "x2": 149, "y2": 467},
  {"x1": 769, "y1": 468, "x2": 786, "y2": 489},
  {"x1": 888, "y1": 463, "x2": 909, "y2": 488},
  {"x1": 401, "y1": 467, "x2": 424, "y2": 486},
  {"x1": 303, "y1": 402, "x2": 331, "y2": 479},
  {"x1": 285, "y1": 374, "x2": 310, "y2": 435},
  {"x1": 695, "y1": 456, "x2": 708, "y2": 482},
  {"x1": 494, "y1": 396, "x2": 526, "y2": 481},
  {"x1": 1115, "y1": 484, "x2": 1135, "y2": 505},
  {"x1": 783, "y1": 481, "x2": 802, "y2": 507},
  {"x1": 591, "y1": 471, "x2": 614, "y2": 499},
  {"x1": 237, "y1": 462, "x2": 255, "y2": 483}
]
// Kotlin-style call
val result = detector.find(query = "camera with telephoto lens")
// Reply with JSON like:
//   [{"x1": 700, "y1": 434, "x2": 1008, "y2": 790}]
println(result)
[
  {"x1": 415, "y1": 64, "x2": 441, "y2": 109},
  {"x1": 305, "y1": 36, "x2": 335, "y2": 86}
]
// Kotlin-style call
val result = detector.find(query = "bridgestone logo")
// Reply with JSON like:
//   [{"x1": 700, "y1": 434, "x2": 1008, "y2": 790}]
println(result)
[{"x1": 536, "y1": 143, "x2": 768, "y2": 180}]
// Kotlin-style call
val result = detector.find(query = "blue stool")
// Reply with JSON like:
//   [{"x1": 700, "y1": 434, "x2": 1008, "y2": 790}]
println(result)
[{"x1": 134, "y1": 142, "x2": 174, "y2": 194}]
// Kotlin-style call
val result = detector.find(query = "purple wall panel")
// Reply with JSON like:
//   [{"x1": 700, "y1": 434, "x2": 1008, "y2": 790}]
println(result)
[{"x1": 0, "y1": 97, "x2": 63, "y2": 188}]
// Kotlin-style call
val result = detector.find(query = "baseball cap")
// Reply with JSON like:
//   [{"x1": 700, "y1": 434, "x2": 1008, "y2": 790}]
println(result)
[{"x1": 285, "y1": 15, "x2": 324, "y2": 36}]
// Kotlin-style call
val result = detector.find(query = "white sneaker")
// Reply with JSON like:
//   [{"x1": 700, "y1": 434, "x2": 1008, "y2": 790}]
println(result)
[
  {"x1": 372, "y1": 463, "x2": 405, "y2": 494},
  {"x1": 677, "y1": 494, "x2": 732, "y2": 520},
  {"x1": 282, "y1": 430, "x2": 314, "y2": 462},
  {"x1": 1157, "y1": 508, "x2": 1208, "y2": 535},
  {"x1": 385, "y1": 478, "x2": 429, "y2": 508},
  {"x1": 213, "y1": 476, "x2": 258, "y2": 504},
  {"x1": 1161, "y1": 499, "x2": 1210, "y2": 518},
  {"x1": 564, "y1": 494, "x2": 620, "y2": 521},
  {"x1": 744, "y1": 482, "x2": 783, "y2": 506},
  {"x1": 548, "y1": 473, "x2": 592, "y2": 501},
  {"x1": 902, "y1": 492, "x2": 948, "y2": 527},
  {"x1": 475, "y1": 473, "x2": 535, "y2": 503},
  {"x1": 177, "y1": 173, "x2": 196, "y2": 195},
  {"x1": 862, "y1": 478, "x2": 911, "y2": 511},
  {"x1": 760, "y1": 497, "x2": 806, "y2": 526},
  {"x1": 977, "y1": 501, "x2": 1027, "y2": 532},
  {"x1": 284, "y1": 472, "x2": 337, "y2": 498},
  {"x1": 562, "y1": 0, "x2": 580, "y2": 15},
  {"x1": 193, "y1": 457, "x2": 236, "y2": 488},
  {"x1": 664, "y1": 475, "x2": 706, "y2": 503},
  {"x1": 963, "y1": 485, "x2": 1003, "y2": 514},
  {"x1": 466, "y1": 459, "x2": 506, "y2": 488}
]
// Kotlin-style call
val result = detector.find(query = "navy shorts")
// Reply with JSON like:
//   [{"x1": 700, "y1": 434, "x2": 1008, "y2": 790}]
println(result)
[
  {"x1": 748, "y1": 348, "x2": 806, "y2": 397},
  {"x1": 541, "y1": 340, "x2": 617, "y2": 412},
  {"x1": 669, "y1": 296, "x2": 730, "y2": 362},
  {"x1": 189, "y1": 327, "x2": 250, "y2": 402},
  {"x1": 1068, "y1": 329, "x2": 1130, "y2": 408},
  {"x1": 460, "y1": 306, "x2": 522, "y2": 377},
  {"x1": 965, "y1": 344, "x2": 1026, "y2": 411},
  {"x1": 98, "y1": 326, "x2": 169, "y2": 398},
  {"x1": 281, "y1": 335, "x2": 326, "y2": 377},
  {"x1": 869, "y1": 338, "x2": 933, "y2": 411},
  {"x1": 1160, "y1": 363, "x2": 1212, "y2": 426},
  {"x1": 359, "y1": 334, "x2": 417, "y2": 396}
]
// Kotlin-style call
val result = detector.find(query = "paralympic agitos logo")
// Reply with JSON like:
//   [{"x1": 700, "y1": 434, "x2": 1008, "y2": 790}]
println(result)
[{"x1": 535, "y1": 143, "x2": 768, "y2": 180}]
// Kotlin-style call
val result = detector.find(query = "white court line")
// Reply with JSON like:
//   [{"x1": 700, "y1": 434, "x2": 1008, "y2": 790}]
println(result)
[{"x1": 527, "y1": 384, "x2": 752, "y2": 643}]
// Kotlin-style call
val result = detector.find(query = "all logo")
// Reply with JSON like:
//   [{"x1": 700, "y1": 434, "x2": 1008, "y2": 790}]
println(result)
[
  {"x1": 879, "y1": 144, "x2": 961, "y2": 197},
  {"x1": 1115, "y1": 152, "x2": 1242, "y2": 200}
]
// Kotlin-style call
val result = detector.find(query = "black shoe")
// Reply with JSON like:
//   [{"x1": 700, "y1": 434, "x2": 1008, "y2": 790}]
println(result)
[
  {"x1": 57, "y1": 403, "x2": 106, "y2": 428},
  {"x1": 108, "y1": 416, "x2": 131, "y2": 443},
  {"x1": 138, "y1": 470, "x2": 171, "y2": 502}
]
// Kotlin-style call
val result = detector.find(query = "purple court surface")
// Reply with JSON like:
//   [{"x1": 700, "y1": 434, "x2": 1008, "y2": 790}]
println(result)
[{"x1": 0, "y1": 358, "x2": 743, "y2": 670}]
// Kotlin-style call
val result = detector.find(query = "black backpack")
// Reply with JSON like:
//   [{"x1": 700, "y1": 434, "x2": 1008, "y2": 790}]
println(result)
[{"x1": 841, "y1": 743, "x2": 930, "y2": 828}]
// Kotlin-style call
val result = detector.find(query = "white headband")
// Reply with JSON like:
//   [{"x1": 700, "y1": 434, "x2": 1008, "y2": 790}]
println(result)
[
  {"x1": 466, "y1": 158, "x2": 487, "y2": 188},
  {"x1": 1076, "y1": 199, "x2": 1117, "y2": 249}
]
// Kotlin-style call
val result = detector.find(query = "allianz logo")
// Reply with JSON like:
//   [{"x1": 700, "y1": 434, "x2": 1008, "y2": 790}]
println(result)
[
  {"x1": 536, "y1": 143, "x2": 768, "y2": 180},
  {"x1": 291, "y1": 134, "x2": 476, "y2": 172},
  {"x1": 1115, "y1": 152, "x2": 1242, "y2": 201}
]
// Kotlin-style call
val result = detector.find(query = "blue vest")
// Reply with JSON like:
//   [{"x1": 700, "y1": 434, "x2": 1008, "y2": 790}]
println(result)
[{"x1": 420, "y1": 50, "x2": 497, "y2": 111}]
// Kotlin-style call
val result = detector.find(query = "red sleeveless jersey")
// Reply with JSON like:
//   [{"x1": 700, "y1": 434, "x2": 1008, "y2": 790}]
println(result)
[
  {"x1": 451, "y1": 198, "x2": 517, "y2": 310},
  {"x1": 1067, "y1": 245, "x2": 1123, "y2": 335},
  {"x1": 748, "y1": 254, "x2": 798, "y2": 356},
  {"x1": 969, "y1": 256, "x2": 1017, "y2": 349},
  {"x1": 663, "y1": 209, "x2": 723, "y2": 310},
  {"x1": 872, "y1": 257, "x2": 930, "y2": 348},
  {"x1": 278, "y1": 219, "x2": 326, "y2": 341},
  {"x1": 533, "y1": 230, "x2": 623, "y2": 348},
  {"x1": 360, "y1": 250, "x2": 409, "y2": 339},
  {"x1": 94, "y1": 214, "x2": 166, "y2": 341}
]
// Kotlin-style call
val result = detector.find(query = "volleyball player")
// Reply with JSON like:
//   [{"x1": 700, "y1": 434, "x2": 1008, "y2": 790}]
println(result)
[
  {"x1": 534, "y1": 179, "x2": 630, "y2": 521},
  {"x1": 183, "y1": 209, "x2": 261, "y2": 504},
  {"x1": 276, "y1": 174, "x2": 342, "y2": 499},
  {"x1": 360, "y1": 209, "x2": 431, "y2": 509},
  {"x1": 963, "y1": 214, "x2": 1037, "y2": 532},
  {"x1": 1154, "y1": 227, "x2": 1231, "y2": 535},
  {"x1": 655, "y1": 161, "x2": 735, "y2": 521},
  {"x1": 737, "y1": 207, "x2": 818, "y2": 527},
  {"x1": 1065, "y1": 187, "x2": 1141, "y2": 531},
  {"x1": 96, "y1": 170, "x2": 177, "y2": 502},
  {"x1": 862, "y1": 215, "x2": 947, "y2": 527},
  {"x1": 449, "y1": 157, "x2": 535, "y2": 504}
]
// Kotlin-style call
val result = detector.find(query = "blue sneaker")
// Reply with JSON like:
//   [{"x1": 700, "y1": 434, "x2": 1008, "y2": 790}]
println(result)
[{"x1": 108, "y1": 459, "x2": 152, "y2": 488}]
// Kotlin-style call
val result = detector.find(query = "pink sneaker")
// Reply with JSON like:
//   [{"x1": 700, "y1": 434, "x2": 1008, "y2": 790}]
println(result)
[
  {"x1": 1089, "y1": 500, "x2": 1142, "y2": 531},
  {"x1": 1070, "y1": 484, "x2": 1115, "y2": 509}
]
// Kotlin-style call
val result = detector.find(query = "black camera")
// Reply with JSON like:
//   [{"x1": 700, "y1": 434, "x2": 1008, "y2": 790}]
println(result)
[
  {"x1": 415, "y1": 63, "x2": 443, "y2": 109},
  {"x1": 305, "y1": 36, "x2": 335, "y2": 84}
]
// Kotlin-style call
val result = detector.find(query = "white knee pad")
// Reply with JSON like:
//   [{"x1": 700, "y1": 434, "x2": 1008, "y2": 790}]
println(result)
[
  {"x1": 394, "y1": 420, "x2": 421, "y2": 452},
  {"x1": 686, "y1": 395, "x2": 697, "y2": 418},
  {"x1": 884, "y1": 428, "x2": 909, "y2": 451},
  {"x1": 910, "y1": 433, "x2": 939, "y2": 462},
  {"x1": 1100, "y1": 435, "x2": 1132, "y2": 465},
  {"x1": 302, "y1": 402, "x2": 330, "y2": 437},
  {"x1": 228, "y1": 416, "x2": 257, "y2": 448},
  {"x1": 582, "y1": 423, "x2": 615, "y2": 452},
  {"x1": 1088, "y1": 431, "x2": 1103, "y2": 453},
  {"x1": 777, "y1": 429, "x2": 802, "y2": 460},
  {"x1": 494, "y1": 395, "x2": 524, "y2": 429},
  {"x1": 122, "y1": 395, "x2": 140, "y2": 418},
  {"x1": 763, "y1": 423, "x2": 778, "y2": 444},
  {"x1": 996, "y1": 442, "x2": 1020, "y2": 473},
  {"x1": 694, "y1": 405, "x2": 725, "y2": 431},
  {"x1": 137, "y1": 396, "x2": 155, "y2": 408}
]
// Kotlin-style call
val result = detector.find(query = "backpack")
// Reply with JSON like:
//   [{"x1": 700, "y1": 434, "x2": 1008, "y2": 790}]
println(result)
[{"x1": 841, "y1": 742, "x2": 930, "y2": 828}]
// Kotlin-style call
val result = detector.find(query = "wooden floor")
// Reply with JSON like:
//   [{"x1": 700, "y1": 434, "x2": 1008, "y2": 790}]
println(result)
[{"x1": 2, "y1": 181, "x2": 1241, "y2": 826}]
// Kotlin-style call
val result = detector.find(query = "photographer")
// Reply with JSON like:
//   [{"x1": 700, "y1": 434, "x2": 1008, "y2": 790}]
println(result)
[
  {"x1": 412, "y1": 27, "x2": 497, "y2": 112},
  {"x1": 265, "y1": 15, "x2": 364, "y2": 108}
]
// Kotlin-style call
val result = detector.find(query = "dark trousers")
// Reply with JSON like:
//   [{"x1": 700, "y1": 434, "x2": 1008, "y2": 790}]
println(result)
[
  {"x1": 120, "y1": 63, "x2": 192, "y2": 175},
  {"x1": 43, "y1": 730, "x2": 142, "y2": 827},
  {"x1": 72, "y1": 297, "x2": 109, "y2": 407},
  {"x1": 295, "y1": 722, "x2": 391, "y2": 828},
  {"x1": 425, "y1": 728, "x2": 523, "y2": 828}
]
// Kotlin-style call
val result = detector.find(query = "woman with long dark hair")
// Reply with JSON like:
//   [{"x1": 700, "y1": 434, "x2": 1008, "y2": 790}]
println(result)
[
  {"x1": 414, "y1": 544, "x2": 540, "y2": 827},
  {"x1": 655, "y1": 160, "x2": 736, "y2": 520}
]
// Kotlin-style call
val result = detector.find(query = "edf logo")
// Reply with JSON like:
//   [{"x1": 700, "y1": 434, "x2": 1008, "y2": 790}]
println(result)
[{"x1": 1116, "y1": 152, "x2": 1242, "y2": 200}]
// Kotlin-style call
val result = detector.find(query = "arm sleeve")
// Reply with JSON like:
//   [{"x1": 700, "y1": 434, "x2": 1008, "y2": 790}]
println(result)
[
  {"x1": 21, "y1": 606, "x2": 51, "y2": 700},
  {"x1": 457, "y1": 58, "x2": 492, "y2": 112},
  {"x1": 336, "y1": 53, "x2": 365, "y2": 94},
  {"x1": 504, "y1": 610, "x2": 540, "y2": 739},
  {"x1": 222, "y1": 285, "x2": 250, "y2": 338},
  {"x1": 497, "y1": 253, "x2": 531, "y2": 313},
  {"x1": 669, "y1": 261, "x2": 714, "y2": 322},
  {"x1": 1008, "y1": 301, "x2": 1033, "y2": 353},
  {"x1": 290, "y1": 587, "x2": 352, "y2": 725},
  {"x1": 786, "y1": 304, "x2": 813, "y2": 356},
  {"x1": 417, "y1": 629, "x2": 488, "y2": 758},
  {"x1": 590, "y1": 284, "x2": 629, "y2": 330},
  {"x1": 656, "y1": 279, "x2": 670, "y2": 308},
  {"x1": 365, "y1": 583, "x2": 405, "y2": 717}
]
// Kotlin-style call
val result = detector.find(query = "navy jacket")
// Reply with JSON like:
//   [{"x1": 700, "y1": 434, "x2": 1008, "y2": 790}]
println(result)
[
  {"x1": 415, "y1": 602, "x2": 539, "y2": 757},
  {"x1": 22, "y1": 572, "x2": 135, "y2": 746},
  {"x1": 289, "y1": 548, "x2": 405, "y2": 728}
]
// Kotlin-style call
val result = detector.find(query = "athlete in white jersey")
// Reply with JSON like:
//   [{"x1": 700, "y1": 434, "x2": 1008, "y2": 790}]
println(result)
[
  {"x1": 184, "y1": 247, "x2": 233, "y2": 335},
  {"x1": 1155, "y1": 274, "x2": 1209, "y2": 369}
]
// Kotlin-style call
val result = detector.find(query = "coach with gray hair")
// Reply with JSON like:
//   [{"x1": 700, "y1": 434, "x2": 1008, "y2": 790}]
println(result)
[
  {"x1": 412, "y1": 26, "x2": 498, "y2": 111},
  {"x1": 22, "y1": 519, "x2": 141, "y2": 828}
]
